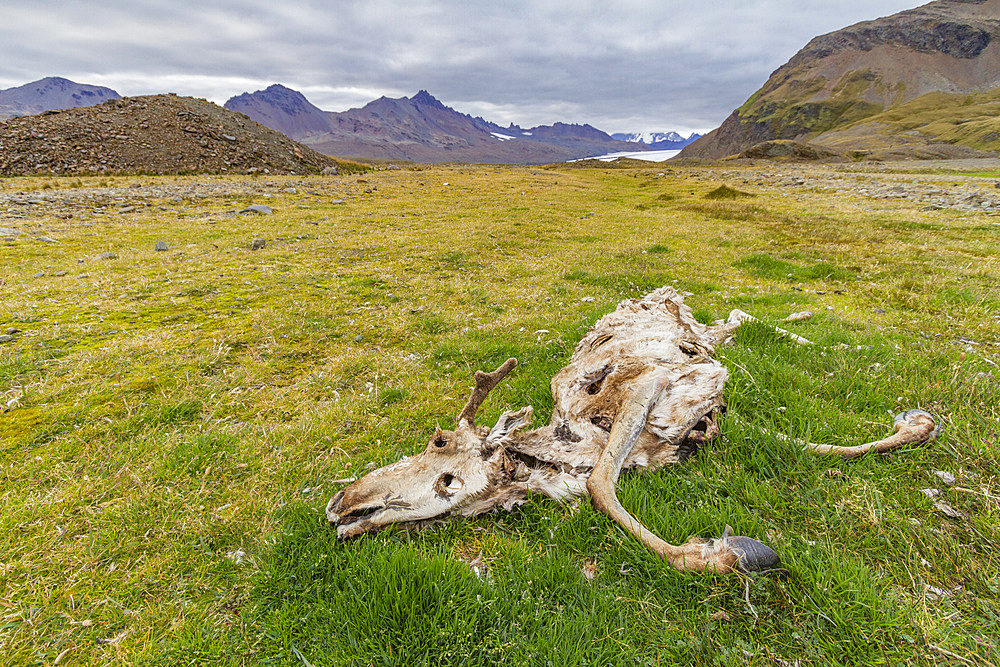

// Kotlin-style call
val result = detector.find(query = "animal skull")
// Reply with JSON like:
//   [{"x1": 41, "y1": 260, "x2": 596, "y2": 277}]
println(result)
[{"x1": 326, "y1": 287, "x2": 941, "y2": 573}]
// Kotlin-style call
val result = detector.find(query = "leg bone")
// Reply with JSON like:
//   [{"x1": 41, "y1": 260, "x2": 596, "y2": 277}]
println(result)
[{"x1": 586, "y1": 375, "x2": 779, "y2": 573}]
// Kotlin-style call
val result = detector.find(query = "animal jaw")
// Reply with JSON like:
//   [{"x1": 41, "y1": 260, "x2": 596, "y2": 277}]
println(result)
[{"x1": 326, "y1": 287, "x2": 940, "y2": 574}]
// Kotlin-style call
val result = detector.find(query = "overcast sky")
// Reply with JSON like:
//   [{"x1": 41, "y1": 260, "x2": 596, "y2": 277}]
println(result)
[{"x1": 0, "y1": 1, "x2": 920, "y2": 134}]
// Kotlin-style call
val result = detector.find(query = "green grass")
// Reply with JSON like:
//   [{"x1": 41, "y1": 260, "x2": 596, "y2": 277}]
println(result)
[{"x1": 1, "y1": 165, "x2": 998, "y2": 665}]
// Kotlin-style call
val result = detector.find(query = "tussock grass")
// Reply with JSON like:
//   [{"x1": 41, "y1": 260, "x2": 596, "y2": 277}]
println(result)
[
  {"x1": 1, "y1": 165, "x2": 998, "y2": 665},
  {"x1": 704, "y1": 185, "x2": 756, "y2": 200}
]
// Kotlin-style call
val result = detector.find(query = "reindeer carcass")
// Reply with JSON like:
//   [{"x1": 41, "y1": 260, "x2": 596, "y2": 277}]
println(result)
[{"x1": 326, "y1": 287, "x2": 941, "y2": 573}]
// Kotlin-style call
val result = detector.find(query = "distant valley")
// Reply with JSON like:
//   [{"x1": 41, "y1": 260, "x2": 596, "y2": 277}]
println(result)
[
  {"x1": 4, "y1": 0, "x2": 1000, "y2": 170},
  {"x1": 0, "y1": 77, "x2": 692, "y2": 165},
  {"x1": 610, "y1": 131, "x2": 701, "y2": 150}
]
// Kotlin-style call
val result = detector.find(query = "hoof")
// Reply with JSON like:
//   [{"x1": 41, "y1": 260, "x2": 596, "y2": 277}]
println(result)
[
  {"x1": 729, "y1": 536, "x2": 781, "y2": 573},
  {"x1": 894, "y1": 409, "x2": 943, "y2": 440}
]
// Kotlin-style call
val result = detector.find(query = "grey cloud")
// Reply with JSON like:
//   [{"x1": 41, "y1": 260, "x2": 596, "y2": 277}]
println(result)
[{"x1": 1, "y1": 0, "x2": 920, "y2": 133}]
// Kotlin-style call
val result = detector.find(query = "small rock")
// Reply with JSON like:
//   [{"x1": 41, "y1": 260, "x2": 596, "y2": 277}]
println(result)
[
  {"x1": 0, "y1": 334, "x2": 13, "y2": 343},
  {"x1": 36, "y1": 236, "x2": 59, "y2": 243},
  {"x1": 222, "y1": 134, "x2": 237, "y2": 142},
  {"x1": 284, "y1": 188, "x2": 297, "y2": 194},
  {"x1": 785, "y1": 310, "x2": 813, "y2": 322},
  {"x1": 0, "y1": 227, "x2": 25, "y2": 236},
  {"x1": 322, "y1": 166, "x2": 339, "y2": 176},
  {"x1": 54, "y1": 270, "x2": 68, "y2": 277},
  {"x1": 933, "y1": 501, "x2": 964, "y2": 519},
  {"x1": 95, "y1": 251, "x2": 117, "y2": 261},
  {"x1": 581, "y1": 296, "x2": 595, "y2": 303},
  {"x1": 933, "y1": 471, "x2": 956, "y2": 486},
  {"x1": 117, "y1": 206, "x2": 136, "y2": 214},
  {"x1": 238, "y1": 205, "x2": 273, "y2": 215},
  {"x1": 154, "y1": 241, "x2": 169, "y2": 252},
  {"x1": 251, "y1": 238, "x2": 266, "y2": 251},
  {"x1": 7, "y1": 328, "x2": 21, "y2": 335},
  {"x1": 32, "y1": 271, "x2": 44, "y2": 278},
  {"x1": 872, "y1": 308, "x2": 887, "y2": 314},
  {"x1": 921, "y1": 488, "x2": 940, "y2": 499},
  {"x1": 354, "y1": 334, "x2": 363, "y2": 343},
  {"x1": 920, "y1": 204, "x2": 942, "y2": 211}
]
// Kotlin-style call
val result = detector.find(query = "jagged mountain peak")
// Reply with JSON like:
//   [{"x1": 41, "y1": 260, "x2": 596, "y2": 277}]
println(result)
[{"x1": 411, "y1": 90, "x2": 446, "y2": 108}]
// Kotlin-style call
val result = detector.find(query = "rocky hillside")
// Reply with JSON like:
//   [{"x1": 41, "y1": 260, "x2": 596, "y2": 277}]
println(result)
[
  {"x1": 0, "y1": 94, "x2": 341, "y2": 176},
  {"x1": 225, "y1": 87, "x2": 644, "y2": 163},
  {"x1": 682, "y1": 0, "x2": 1000, "y2": 159},
  {"x1": 0, "y1": 77, "x2": 120, "y2": 120}
]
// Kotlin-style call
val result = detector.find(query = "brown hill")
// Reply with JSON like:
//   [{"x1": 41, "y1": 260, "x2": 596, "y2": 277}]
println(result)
[
  {"x1": 682, "y1": 0, "x2": 1000, "y2": 160},
  {"x1": 0, "y1": 94, "x2": 341, "y2": 176}
]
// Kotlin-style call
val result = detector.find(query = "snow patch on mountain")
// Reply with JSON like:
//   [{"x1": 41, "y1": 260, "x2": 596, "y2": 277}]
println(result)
[{"x1": 611, "y1": 131, "x2": 702, "y2": 149}]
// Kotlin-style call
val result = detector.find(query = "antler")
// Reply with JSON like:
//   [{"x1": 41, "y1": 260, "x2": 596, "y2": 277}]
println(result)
[{"x1": 457, "y1": 358, "x2": 518, "y2": 425}]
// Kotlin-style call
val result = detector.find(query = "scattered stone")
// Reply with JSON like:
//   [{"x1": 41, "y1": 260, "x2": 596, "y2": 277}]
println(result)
[
  {"x1": 284, "y1": 188, "x2": 297, "y2": 194},
  {"x1": 330, "y1": 199, "x2": 346, "y2": 205},
  {"x1": 920, "y1": 205, "x2": 942, "y2": 211},
  {"x1": 32, "y1": 271, "x2": 44, "y2": 278},
  {"x1": 238, "y1": 205, "x2": 273, "y2": 215},
  {"x1": 933, "y1": 501, "x2": 964, "y2": 519},
  {"x1": 921, "y1": 488, "x2": 940, "y2": 499},
  {"x1": 251, "y1": 238, "x2": 266, "y2": 250},
  {"x1": 354, "y1": 334, "x2": 363, "y2": 343},
  {"x1": 36, "y1": 236, "x2": 59, "y2": 243},
  {"x1": 95, "y1": 251, "x2": 118, "y2": 261},
  {"x1": 0, "y1": 334, "x2": 13, "y2": 343},
  {"x1": 7, "y1": 328, "x2": 21, "y2": 335},
  {"x1": 581, "y1": 296, "x2": 596, "y2": 303},
  {"x1": 785, "y1": 310, "x2": 813, "y2": 322},
  {"x1": 117, "y1": 206, "x2": 136, "y2": 214},
  {"x1": 222, "y1": 134, "x2": 237, "y2": 142},
  {"x1": 54, "y1": 270, "x2": 68, "y2": 277},
  {"x1": 0, "y1": 227, "x2": 25, "y2": 236},
  {"x1": 872, "y1": 308, "x2": 887, "y2": 314},
  {"x1": 322, "y1": 166, "x2": 339, "y2": 176},
  {"x1": 934, "y1": 471, "x2": 956, "y2": 486},
  {"x1": 926, "y1": 585, "x2": 947, "y2": 600},
  {"x1": 329, "y1": 477, "x2": 357, "y2": 485},
  {"x1": 154, "y1": 241, "x2": 169, "y2": 252}
]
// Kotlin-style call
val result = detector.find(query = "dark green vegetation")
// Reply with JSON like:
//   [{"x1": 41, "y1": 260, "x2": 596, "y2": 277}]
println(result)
[{"x1": 1, "y1": 165, "x2": 998, "y2": 665}]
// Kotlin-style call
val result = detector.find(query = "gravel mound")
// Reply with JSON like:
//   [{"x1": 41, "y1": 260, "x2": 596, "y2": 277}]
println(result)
[{"x1": 0, "y1": 94, "x2": 341, "y2": 176}]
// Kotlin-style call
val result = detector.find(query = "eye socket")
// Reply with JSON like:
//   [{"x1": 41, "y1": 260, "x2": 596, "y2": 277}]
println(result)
[{"x1": 434, "y1": 473, "x2": 464, "y2": 497}]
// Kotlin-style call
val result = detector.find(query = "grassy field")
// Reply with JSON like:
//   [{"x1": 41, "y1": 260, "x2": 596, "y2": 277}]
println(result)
[{"x1": 1, "y1": 164, "x2": 998, "y2": 665}]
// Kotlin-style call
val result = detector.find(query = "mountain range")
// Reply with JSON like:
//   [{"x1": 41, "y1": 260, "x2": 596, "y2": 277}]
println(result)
[
  {"x1": 224, "y1": 85, "x2": 646, "y2": 163},
  {"x1": 610, "y1": 131, "x2": 702, "y2": 149},
  {"x1": 682, "y1": 0, "x2": 1000, "y2": 160}
]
